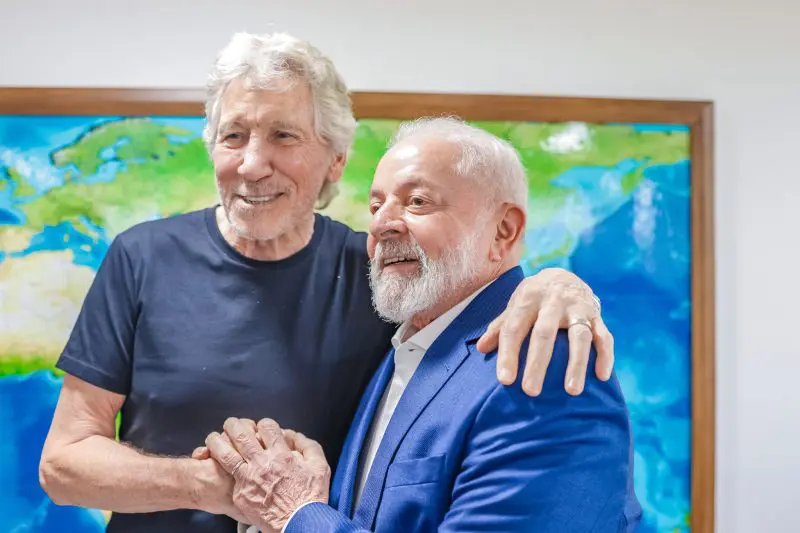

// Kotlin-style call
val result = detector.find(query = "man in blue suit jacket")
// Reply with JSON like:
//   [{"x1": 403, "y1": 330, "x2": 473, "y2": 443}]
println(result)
[{"x1": 206, "y1": 117, "x2": 642, "y2": 532}]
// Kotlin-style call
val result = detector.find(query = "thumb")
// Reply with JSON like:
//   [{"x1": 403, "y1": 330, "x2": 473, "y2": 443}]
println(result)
[
  {"x1": 192, "y1": 446, "x2": 210, "y2": 460},
  {"x1": 476, "y1": 311, "x2": 506, "y2": 353}
]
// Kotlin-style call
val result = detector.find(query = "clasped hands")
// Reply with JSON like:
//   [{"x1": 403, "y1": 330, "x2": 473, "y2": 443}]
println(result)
[{"x1": 193, "y1": 417, "x2": 330, "y2": 533}]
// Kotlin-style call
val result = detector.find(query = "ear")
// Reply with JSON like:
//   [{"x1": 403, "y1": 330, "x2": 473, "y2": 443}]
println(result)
[
  {"x1": 325, "y1": 152, "x2": 348, "y2": 184},
  {"x1": 489, "y1": 203, "x2": 526, "y2": 262}
]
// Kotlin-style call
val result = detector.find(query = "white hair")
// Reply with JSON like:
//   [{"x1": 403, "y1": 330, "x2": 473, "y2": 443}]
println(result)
[
  {"x1": 203, "y1": 31, "x2": 357, "y2": 208},
  {"x1": 389, "y1": 116, "x2": 529, "y2": 209}
]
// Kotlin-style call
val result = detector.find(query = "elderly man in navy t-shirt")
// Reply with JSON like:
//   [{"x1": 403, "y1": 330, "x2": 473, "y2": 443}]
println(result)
[{"x1": 39, "y1": 32, "x2": 615, "y2": 533}]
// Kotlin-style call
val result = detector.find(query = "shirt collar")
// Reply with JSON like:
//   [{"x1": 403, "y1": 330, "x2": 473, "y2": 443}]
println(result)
[{"x1": 390, "y1": 280, "x2": 493, "y2": 353}]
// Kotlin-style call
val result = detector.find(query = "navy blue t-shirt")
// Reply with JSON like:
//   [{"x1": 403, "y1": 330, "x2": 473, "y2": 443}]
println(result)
[{"x1": 55, "y1": 207, "x2": 395, "y2": 532}]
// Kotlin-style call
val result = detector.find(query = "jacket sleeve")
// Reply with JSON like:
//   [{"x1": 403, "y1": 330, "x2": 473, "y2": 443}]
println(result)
[
  {"x1": 438, "y1": 331, "x2": 637, "y2": 532},
  {"x1": 283, "y1": 501, "x2": 368, "y2": 533}
]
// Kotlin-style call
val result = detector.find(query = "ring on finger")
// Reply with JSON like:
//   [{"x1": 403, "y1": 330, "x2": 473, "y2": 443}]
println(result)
[
  {"x1": 231, "y1": 459, "x2": 246, "y2": 477},
  {"x1": 568, "y1": 318, "x2": 591, "y2": 330}
]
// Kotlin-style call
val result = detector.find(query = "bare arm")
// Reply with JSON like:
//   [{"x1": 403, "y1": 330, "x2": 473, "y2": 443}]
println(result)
[{"x1": 39, "y1": 374, "x2": 240, "y2": 518}]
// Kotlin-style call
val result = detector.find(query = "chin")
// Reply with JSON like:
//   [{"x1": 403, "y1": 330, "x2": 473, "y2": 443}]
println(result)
[
  {"x1": 378, "y1": 271, "x2": 417, "y2": 283},
  {"x1": 228, "y1": 215, "x2": 281, "y2": 242},
  {"x1": 233, "y1": 222, "x2": 286, "y2": 242}
]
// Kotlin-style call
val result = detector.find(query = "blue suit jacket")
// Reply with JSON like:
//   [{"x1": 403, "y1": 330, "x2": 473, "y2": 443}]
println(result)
[{"x1": 286, "y1": 267, "x2": 642, "y2": 532}]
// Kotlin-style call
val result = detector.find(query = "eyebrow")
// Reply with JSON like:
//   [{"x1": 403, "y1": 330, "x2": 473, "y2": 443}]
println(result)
[
  {"x1": 218, "y1": 117, "x2": 302, "y2": 134},
  {"x1": 217, "y1": 118, "x2": 243, "y2": 133}
]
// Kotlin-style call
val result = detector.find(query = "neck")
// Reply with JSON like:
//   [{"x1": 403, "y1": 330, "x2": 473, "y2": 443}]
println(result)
[
  {"x1": 409, "y1": 261, "x2": 513, "y2": 331},
  {"x1": 215, "y1": 206, "x2": 315, "y2": 261}
]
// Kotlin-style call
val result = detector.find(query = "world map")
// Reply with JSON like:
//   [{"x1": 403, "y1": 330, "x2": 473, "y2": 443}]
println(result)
[{"x1": 0, "y1": 115, "x2": 692, "y2": 532}]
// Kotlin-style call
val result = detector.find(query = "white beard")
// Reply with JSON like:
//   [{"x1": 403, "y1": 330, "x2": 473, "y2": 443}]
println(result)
[{"x1": 369, "y1": 233, "x2": 482, "y2": 324}]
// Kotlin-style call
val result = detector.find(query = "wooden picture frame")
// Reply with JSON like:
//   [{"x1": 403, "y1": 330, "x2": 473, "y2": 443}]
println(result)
[{"x1": 0, "y1": 87, "x2": 714, "y2": 532}]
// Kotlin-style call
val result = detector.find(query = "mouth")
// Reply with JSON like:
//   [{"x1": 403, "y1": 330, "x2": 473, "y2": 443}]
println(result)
[
  {"x1": 381, "y1": 255, "x2": 420, "y2": 273},
  {"x1": 238, "y1": 193, "x2": 284, "y2": 206}
]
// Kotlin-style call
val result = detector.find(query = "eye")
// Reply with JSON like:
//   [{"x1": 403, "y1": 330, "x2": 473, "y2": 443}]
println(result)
[
  {"x1": 275, "y1": 131, "x2": 297, "y2": 141},
  {"x1": 223, "y1": 132, "x2": 241, "y2": 140},
  {"x1": 409, "y1": 196, "x2": 427, "y2": 207},
  {"x1": 369, "y1": 202, "x2": 382, "y2": 214}
]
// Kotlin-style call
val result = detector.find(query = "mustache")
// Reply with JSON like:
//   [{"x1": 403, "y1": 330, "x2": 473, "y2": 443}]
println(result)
[{"x1": 371, "y1": 238, "x2": 427, "y2": 271}]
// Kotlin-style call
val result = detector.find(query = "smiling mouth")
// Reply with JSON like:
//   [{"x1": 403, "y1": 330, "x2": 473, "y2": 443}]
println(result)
[
  {"x1": 239, "y1": 194, "x2": 283, "y2": 205},
  {"x1": 382, "y1": 256, "x2": 419, "y2": 267}
]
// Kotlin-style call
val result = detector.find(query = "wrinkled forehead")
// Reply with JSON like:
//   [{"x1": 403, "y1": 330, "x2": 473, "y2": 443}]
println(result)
[{"x1": 217, "y1": 76, "x2": 315, "y2": 129}]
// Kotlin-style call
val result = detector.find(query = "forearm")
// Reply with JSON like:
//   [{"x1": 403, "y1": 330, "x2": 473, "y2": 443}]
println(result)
[{"x1": 40, "y1": 434, "x2": 205, "y2": 513}]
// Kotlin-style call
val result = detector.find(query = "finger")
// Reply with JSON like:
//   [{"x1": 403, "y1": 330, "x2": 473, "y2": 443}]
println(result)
[
  {"x1": 282, "y1": 428, "x2": 298, "y2": 451},
  {"x1": 222, "y1": 417, "x2": 264, "y2": 462},
  {"x1": 496, "y1": 305, "x2": 540, "y2": 385},
  {"x1": 240, "y1": 418, "x2": 265, "y2": 446},
  {"x1": 257, "y1": 418, "x2": 291, "y2": 454},
  {"x1": 592, "y1": 316, "x2": 615, "y2": 381},
  {"x1": 192, "y1": 446, "x2": 209, "y2": 460},
  {"x1": 205, "y1": 432, "x2": 246, "y2": 477},
  {"x1": 493, "y1": 309, "x2": 524, "y2": 385},
  {"x1": 285, "y1": 430, "x2": 327, "y2": 464},
  {"x1": 521, "y1": 305, "x2": 560, "y2": 396},
  {"x1": 476, "y1": 311, "x2": 504, "y2": 354},
  {"x1": 565, "y1": 322, "x2": 593, "y2": 395}
]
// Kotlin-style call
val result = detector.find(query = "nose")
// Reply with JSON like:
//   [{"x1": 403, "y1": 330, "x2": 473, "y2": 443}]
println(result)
[
  {"x1": 369, "y1": 201, "x2": 407, "y2": 241},
  {"x1": 238, "y1": 138, "x2": 274, "y2": 182}
]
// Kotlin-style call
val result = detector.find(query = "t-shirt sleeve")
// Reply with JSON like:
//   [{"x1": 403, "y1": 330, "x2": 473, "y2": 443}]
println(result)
[{"x1": 55, "y1": 235, "x2": 139, "y2": 395}]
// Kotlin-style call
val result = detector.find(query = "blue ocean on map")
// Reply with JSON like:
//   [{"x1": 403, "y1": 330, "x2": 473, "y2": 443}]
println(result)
[
  {"x1": 0, "y1": 373, "x2": 106, "y2": 532},
  {"x1": 0, "y1": 116, "x2": 692, "y2": 532}
]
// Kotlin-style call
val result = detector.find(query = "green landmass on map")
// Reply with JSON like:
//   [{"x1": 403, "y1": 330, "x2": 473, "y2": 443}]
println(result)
[
  {"x1": 16, "y1": 120, "x2": 218, "y2": 237},
  {"x1": 339, "y1": 119, "x2": 405, "y2": 204},
  {"x1": 52, "y1": 119, "x2": 197, "y2": 177},
  {"x1": 0, "y1": 355, "x2": 64, "y2": 377},
  {"x1": 2, "y1": 166, "x2": 37, "y2": 197}
]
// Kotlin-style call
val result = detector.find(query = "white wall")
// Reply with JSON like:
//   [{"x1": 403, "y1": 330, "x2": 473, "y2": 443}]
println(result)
[{"x1": 2, "y1": 0, "x2": 798, "y2": 530}]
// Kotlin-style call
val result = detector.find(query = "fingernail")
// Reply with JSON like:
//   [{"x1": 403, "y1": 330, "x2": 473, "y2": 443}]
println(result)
[
  {"x1": 498, "y1": 368, "x2": 513, "y2": 383},
  {"x1": 523, "y1": 380, "x2": 540, "y2": 396},
  {"x1": 566, "y1": 378, "x2": 581, "y2": 395}
]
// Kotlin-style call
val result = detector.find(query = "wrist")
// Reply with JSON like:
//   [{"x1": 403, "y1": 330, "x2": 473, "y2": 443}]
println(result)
[{"x1": 180, "y1": 458, "x2": 214, "y2": 511}]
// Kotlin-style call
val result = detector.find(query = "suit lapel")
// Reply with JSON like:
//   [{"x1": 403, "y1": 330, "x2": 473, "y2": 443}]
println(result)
[
  {"x1": 334, "y1": 349, "x2": 395, "y2": 518},
  {"x1": 352, "y1": 267, "x2": 525, "y2": 529}
]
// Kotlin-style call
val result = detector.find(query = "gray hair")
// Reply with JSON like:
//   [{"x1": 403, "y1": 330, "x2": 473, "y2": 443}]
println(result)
[
  {"x1": 203, "y1": 32, "x2": 357, "y2": 209},
  {"x1": 389, "y1": 116, "x2": 529, "y2": 209}
]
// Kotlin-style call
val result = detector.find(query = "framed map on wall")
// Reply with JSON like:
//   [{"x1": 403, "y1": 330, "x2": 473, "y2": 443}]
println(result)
[{"x1": 0, "y1": 88, "x2": 714, "y2": 533}]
